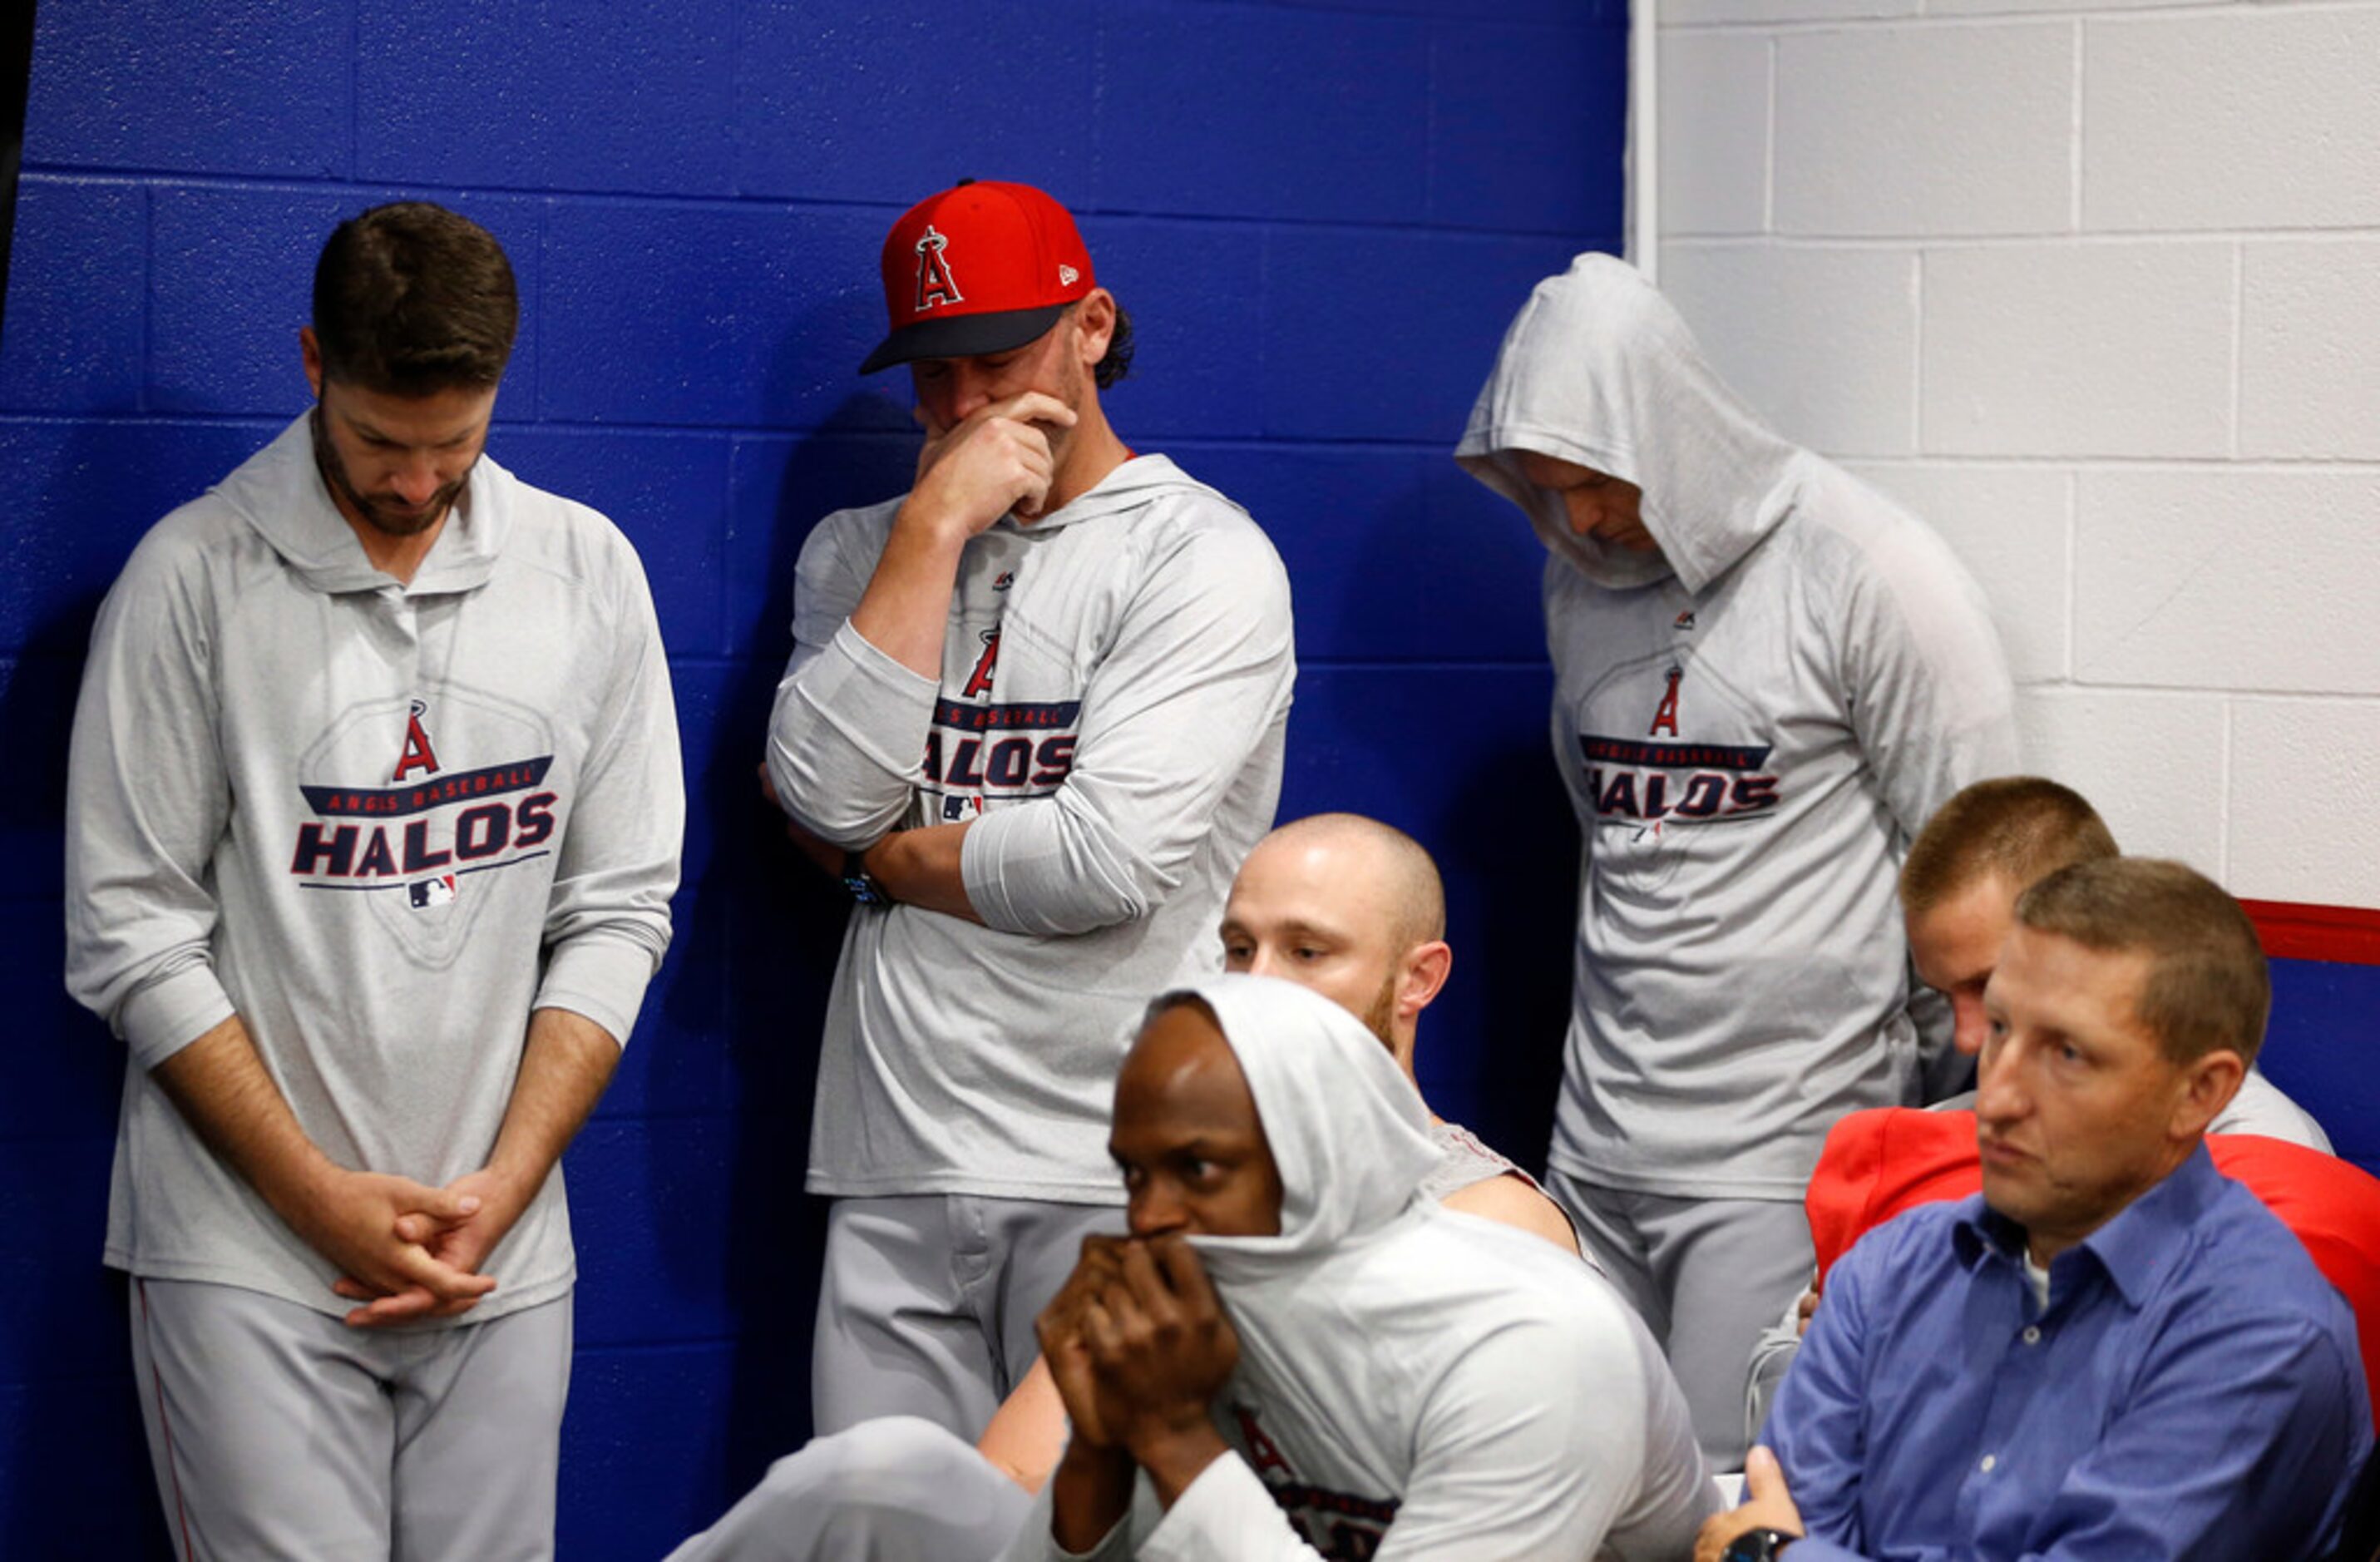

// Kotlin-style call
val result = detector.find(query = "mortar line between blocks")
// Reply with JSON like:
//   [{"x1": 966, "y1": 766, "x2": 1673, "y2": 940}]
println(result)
[
  {"x1": 1666, "y1": 0, "x2": 2368, "y2": 36},
  {"x1": 1763, "y1": 35, "x2": 1778, "y2": 235},
  {"x1": 2062, "y1": 470, "x2": 2078, "y2": 684},
  {"x1": 1909, "y1": 251, "x2": 1924, "y2": 452},
  {"x1": 2069, "y1": 17, "x2": 2084, "y2": 233},
  {"x1": 2217, "y1": 699, "x2": 2234, "y2": 886},
  {"x1": 2228, "y1": 240, "x2": 2244, "y2": 461}
]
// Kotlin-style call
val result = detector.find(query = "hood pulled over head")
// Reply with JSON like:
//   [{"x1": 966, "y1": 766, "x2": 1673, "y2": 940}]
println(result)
[
  {"x1": 1455, "y1": 252, "x2": 1804, "y2": 595},
  {"x1": 1158, "y1": 973, "x2": 1439, "y2": 1282}
]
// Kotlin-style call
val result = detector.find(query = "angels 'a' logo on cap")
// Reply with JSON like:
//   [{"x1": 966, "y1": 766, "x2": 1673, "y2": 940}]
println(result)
[{"x1": 914, "y1": 224, "x2": 963, "y2": 313}]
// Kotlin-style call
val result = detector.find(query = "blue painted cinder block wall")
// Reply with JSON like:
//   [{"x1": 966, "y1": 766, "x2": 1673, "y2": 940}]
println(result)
[{"x1": 0, "y1": 2, "x2": 1627, "y2": 1555}]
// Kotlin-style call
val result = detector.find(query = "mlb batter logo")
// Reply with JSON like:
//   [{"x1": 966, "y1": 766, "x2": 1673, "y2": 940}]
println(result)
[{"x1": 408, "y1": 873, "x2": 457, "y2": 909}]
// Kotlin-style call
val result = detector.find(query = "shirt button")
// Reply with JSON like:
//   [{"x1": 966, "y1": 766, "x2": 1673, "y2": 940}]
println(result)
[
  {"x1": 2022, "y1": 1326, "x2": 2042, "y2": 1345},
  {"x1": 1981, "y1": 1455, "x2": 1997, "y2": 1473}
]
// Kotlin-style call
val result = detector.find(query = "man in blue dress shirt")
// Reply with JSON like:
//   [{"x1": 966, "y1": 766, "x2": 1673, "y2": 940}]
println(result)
[{"x1": 1699, "y1": 857, "x2": 2372, "y2": 1562}]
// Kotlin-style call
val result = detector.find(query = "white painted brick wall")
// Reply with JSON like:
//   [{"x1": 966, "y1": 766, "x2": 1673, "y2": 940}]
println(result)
[
  {"x1": 1660, "y1": 32, "x2": 1770, "y2": 235},
  {"x1": 1658, "y1": 0, "x2": 2380, "y2": 907},
  {"x1": 1929, "y1": 0, "x2": 2203, "y2": 22},
  {"x1": 1921, "y1": 243, "x2": 2235, "y2": 457},
  {"x1": 1666, "y1": 0, "x2": 1917, "y2": 31},
  {"x1": 2229, "y1": 700, "x2": 2380, "y2": 904},
  {"x1": 2241, "y1": 240, "x2": 2380, "y2": 459},
  {"x1": 2075, "y1": 469, "x2": 2380, "y2": 694},
  {"x1": 1774, "y1": 25, "x2": 2071, "y2": 235},
  {"x1": 1844, "y1": 462, "x2": 2071, "y2": 683},
  {"x1": 2015, "y1": 687, "x2": 2227, "y2": 872},
  {"x1": 2085, "y1": 9, "x2": 2380, "y2": 232},
  {"x1": 1662, "y1": 244, "x2": 1918, "y2": 453}
]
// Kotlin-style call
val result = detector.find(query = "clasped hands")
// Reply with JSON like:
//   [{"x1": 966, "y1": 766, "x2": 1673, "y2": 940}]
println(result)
[
  {"x1": 1039, "y1": 1234, "x2": 1241, "y2": 1485},
  {"x1": 299, "y1": 1162, "x2": 530, "y2": 1329}
]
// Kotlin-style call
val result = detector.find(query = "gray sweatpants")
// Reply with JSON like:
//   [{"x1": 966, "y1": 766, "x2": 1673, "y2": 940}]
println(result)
[
  {"x1": 810, "y1": 1194, "x2": 1123, "y2": 1440},
  {"x1": 665, "y1": 1416, "x2": 1030, "y2": 1562},
  {"x1": 1544, "y1": 1171, "x2": 1813, "y2": 1473},
  {"x1": 130, "y1": 1276, "x2": 572, "y2": 1561}
]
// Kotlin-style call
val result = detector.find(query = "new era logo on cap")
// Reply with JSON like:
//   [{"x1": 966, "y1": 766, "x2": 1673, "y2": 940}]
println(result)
[{"x1": 860, "y1": 180, "x2": 1096, "y2": 375}]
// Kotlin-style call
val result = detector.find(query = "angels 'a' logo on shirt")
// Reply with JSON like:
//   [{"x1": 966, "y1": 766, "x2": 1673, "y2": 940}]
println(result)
[
  {"x1": 1232, "y1": 1404, "x2": 1399, "y2": 1560},
  {"x1": 963, "y1": 629, "x2": 1000, "y2": 699},
  {"x1": 914, "y1": 225, "x2": 962, "y2": 312},
  {"x1": 393, "y1": 699, "x2": 441, "y2": 781},
  {"x1": 1649, "y1": 665, "x2": 1682, "y2": 736}
]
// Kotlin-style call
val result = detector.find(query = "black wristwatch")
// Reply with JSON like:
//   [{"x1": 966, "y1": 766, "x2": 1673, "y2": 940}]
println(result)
[
  {"x1": 1723, "y1": 1530, "x2": 1798, "y2": 1562},
  {"x1": 840, "y1": 850, "x2": 893, "y2": 907}
]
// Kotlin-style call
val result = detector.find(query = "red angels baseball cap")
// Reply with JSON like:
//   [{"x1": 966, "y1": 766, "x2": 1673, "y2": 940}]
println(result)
[{"x1": 858, "y1": 179, "x2": 1097, "y2": 375}]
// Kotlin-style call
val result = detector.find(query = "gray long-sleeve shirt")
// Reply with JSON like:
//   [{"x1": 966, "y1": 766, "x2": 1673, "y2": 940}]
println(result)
[
  {"x1": 768, "y1": 456, "x2": 1294, "y2": 1201},
  {"x1": 1459, "y1": 256, "x2": 2020, "y2": 1198},
  {"x1": 1005, "y1": 975, "x2": 1717, "y2": 1561},
  {"x1": 65, "y1": 414, "x2": 682, "y2": 1321}
]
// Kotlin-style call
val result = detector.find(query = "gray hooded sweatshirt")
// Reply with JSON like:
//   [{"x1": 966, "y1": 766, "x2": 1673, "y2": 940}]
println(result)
[
  {"x1": 1007, "y1": 973, "x2": 1717, "y2": 1561},
  {"x1": 768, "y1": 456, "x2": 1295, "y2": 1203},
  {"x1": 65, "y1": 413, "x2": 683, "y2": 1322},
  {"x1": 1457, "y1": 255, "x2": 2017, "y2": 1199}
]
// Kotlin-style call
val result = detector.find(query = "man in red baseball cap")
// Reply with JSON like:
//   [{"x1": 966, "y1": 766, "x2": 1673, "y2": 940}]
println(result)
[
  {"x1": 855, "y1": 179, "x2": 1130, "y2": 525},
  {"x1": 763, "y1": 180, "x2": 1296, "y2": 1441}
]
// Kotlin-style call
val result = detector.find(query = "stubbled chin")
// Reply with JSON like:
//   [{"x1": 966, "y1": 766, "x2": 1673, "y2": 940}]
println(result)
[{"x1": 358, "y1": 490, "x2": 461, "y2": 536}]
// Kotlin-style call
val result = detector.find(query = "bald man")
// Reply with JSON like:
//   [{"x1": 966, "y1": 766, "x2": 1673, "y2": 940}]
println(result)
[
  {"x1": 669, "y1": 813, "x2": 1577, "y2": 1560},
  {"x1": 1219, "y1": 813, "x2": 1577, "y2": 1251}
]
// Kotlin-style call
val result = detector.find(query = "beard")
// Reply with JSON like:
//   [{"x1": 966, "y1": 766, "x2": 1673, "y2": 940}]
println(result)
[
  {"x1": 1360, "y1": 971, "x2": 1401, "y2": 1052},
  {"x1": 312, "y1": 408, "x2": 471, "y2": 538}
]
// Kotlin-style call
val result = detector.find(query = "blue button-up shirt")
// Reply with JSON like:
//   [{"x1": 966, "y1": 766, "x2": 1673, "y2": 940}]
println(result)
[{"x1": 1762, "y1": 1144, "x2": 2370, "y2": 1561}]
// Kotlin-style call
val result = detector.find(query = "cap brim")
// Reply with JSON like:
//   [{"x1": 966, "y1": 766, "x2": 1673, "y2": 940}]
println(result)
[{"x1": 858, "y1": 304, "x2": 1072, "y2": 376}]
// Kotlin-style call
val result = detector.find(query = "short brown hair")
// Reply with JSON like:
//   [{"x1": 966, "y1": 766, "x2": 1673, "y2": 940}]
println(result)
[
  {"x1": 1094, "y1": 302, "x2": 1134, "y2": 389},
  {"x1": 313, "y1": 202, "x2": 517, "y2": 394},
  {"x1": 2012, "y1": 858, "x2": 2269, "y2": 1066},
  {"x1": 1901, "y1": 777, "x2": 2119, "y2": 917}
]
